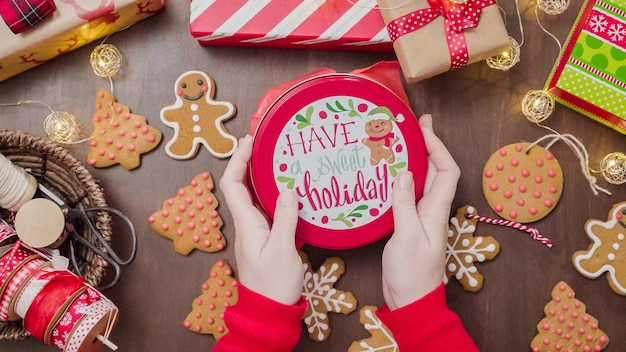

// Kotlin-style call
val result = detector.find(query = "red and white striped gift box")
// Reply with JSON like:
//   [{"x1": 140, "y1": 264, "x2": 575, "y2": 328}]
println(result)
[{"x1": 189, "y1": 0, "x2": 393, "y2": 52}]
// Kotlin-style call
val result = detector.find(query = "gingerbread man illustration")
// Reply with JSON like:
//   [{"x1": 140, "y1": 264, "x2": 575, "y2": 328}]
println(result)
[
  {"x1": 160, "y1": 71, "x2": 237, "y2": 159},
  {"x1": 572, "y1": 201, "x2": 626, "y2": 296},
  {"x1": 361, "y1": 118, "x2": 399, "y2": 166}
]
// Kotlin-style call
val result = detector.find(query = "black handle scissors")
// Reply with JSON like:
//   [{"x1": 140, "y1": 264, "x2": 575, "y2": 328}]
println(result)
[{"x1": 37, "y1": 183, "x2": 137, "y2": 290}]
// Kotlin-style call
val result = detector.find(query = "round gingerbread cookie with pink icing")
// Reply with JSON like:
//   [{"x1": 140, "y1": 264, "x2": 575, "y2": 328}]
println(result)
[{"x1": 482, "y1": 142, "x2": 563, "y2": 223}]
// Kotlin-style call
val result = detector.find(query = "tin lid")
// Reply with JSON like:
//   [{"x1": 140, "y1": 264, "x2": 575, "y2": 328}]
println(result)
[{"x1": 250, "y1": 74, "x2": 427, "y2": 249}]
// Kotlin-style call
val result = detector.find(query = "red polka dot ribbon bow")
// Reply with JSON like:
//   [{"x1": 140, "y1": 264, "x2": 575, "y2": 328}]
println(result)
[
  {"x1": 0, "y1": 0, "x2": 56, "y2": 34},
  {"x1": 386, "y1": 0, "x2": 496, "y2": 69}
]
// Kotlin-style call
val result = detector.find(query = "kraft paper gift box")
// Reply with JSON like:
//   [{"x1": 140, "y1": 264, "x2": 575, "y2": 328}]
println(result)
[
  {"x1": 545, "y1": 0, "x2": 626, "y2": 135},
  {"x1": 189, "y1": 0, "x2": 393, "y2": 52},
  {"x1": 377, "y1": 0, "x2": 509, "y2": 83},
  {"x1": 0, "y1": 0, "x2": 165, "y2": 82}
]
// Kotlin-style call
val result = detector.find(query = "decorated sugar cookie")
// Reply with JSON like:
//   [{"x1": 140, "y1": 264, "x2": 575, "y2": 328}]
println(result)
[
  {"x1": 148, "y1": 172, "x2": 226, "y2": 255},
  {"x1": 572, "y1": 201, "x2": 626, "y2": 296},
  {"x1": 160, "y1": 70, "x2": 237, "y2": 159},
  {"x1": 300, "y1": 251, "x2": 357, "y2": 342},
  {"x1": 445, "y1": 205, "x2": 500, "y2": 292},
  {"x1": 348, "y1": 305, "x2": 398, "y2": 352},
  {"x1": 530, "y1": 281, "x2": 609, "y2": 351},
  {"x1": 250, "y1": 73, "x2": 428, "y2": 249},
  {"x1": 482, "y1": 142, "x2": 563, "y2": 223},
  {"x1": 183, "y1": 260, "x2": 238, "y2": 340},
  {"x1": 87, "y1": 89, "x2": 162, "y2": 170}
]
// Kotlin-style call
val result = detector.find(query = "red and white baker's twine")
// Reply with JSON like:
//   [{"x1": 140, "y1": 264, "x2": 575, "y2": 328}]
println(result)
[
  {"x1": 386, "y1": 0, "x2": 496, "y2": 69},
  {"x1": 465, "y1": 213, "x2": 553, "y2": 248}
]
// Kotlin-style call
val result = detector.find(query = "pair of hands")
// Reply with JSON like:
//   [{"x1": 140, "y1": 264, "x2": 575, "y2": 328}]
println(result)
[{"x1": 219, "y1": 114, "x2": 460, "y2": 310}]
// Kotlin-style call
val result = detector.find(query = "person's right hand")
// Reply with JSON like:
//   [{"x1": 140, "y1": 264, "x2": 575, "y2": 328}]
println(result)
[{"x1": 381, "y1": 114, "x2": 461, "y2": 310}]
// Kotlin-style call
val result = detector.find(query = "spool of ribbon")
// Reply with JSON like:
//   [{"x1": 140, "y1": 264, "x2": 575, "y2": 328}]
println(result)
[
  {"x1": 0, "y1": 0, "x2": 56, "y2": 34},
  {"x1": 0, "y1": 153, "x2": 37, "y2": 211},
  {"x1": 23, "y1": 270, "x2": 85, "y2": 342},
  {"x1": 0, "y1": 256, "x2": 44, "y2": 323},
  {"x1": 385, "y1": 0, "x2": 496, "y2": 69}
]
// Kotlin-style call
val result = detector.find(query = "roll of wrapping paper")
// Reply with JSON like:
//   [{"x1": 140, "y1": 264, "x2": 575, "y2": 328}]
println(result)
[{"x1": 0, "y1": 0, "x2": 56, "y2": 34}]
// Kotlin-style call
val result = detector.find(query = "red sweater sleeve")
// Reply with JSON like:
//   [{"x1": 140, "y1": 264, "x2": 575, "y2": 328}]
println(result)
[
  {"x1": 376, "y1": 284, "x2": 479, "y2": 352},
  {"x1": 213, "y1": 284, "x2": 307, "y2": 352}
]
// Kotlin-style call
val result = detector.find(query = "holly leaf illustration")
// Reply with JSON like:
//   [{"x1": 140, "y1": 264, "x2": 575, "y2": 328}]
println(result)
[
  {"x1": 388, "y1": 162, "x2": 407, "y2": 177},
  {"x1": 295, "y1": 105, "x2": 314, "y2": 129},
  {"x1": 276, "y1": 176, "x2": 295, "y2": 189}
]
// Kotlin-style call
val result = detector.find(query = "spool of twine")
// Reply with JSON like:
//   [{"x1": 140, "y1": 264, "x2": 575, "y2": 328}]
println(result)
[
  {"x1": 0, "y1": 153, "x2": 37, "y2": 211},
  {"x1": 0, "y1": 131, "x2": 112, "y2": 341}
]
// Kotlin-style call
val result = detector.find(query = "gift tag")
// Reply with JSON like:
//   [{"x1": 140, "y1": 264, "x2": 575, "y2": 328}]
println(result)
[
  {"x1": 250, "y1": 74, "x2": 427, "y2": 249},
  {"x1": 482, "y1": 142, "x2": 564, "y2": 223}
]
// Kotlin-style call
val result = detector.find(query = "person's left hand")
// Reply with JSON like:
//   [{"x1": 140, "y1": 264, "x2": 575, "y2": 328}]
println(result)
[{"x1": 219, "y1": 135, "x2": 305, "y2": 305}]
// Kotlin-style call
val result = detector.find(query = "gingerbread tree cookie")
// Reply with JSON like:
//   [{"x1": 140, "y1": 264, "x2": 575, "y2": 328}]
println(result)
[
  {"x1": 348, "y1": 305, "x2": 398, "y2": 352},
  {"x1": 573, "y1": 201, "x2": 626, "y2": 296},
  {"x1": 183, "y1": 259, "x2": 238, "y2": 340},
  {"x1": 445, "y1": 205, "x2": 500, "y2": 292},
  {"x1": 148, "y1": 172, "x2": 225, "y2": 255},
  {"x1": 300, "y1": 251, "x2": 357, "y2": 342},
  {"x1": 530, "y1": 281, "x2": 609, "y2": 352},
  {"x1": 87, "y1": 89, "x2": 162, "y2": 170}
]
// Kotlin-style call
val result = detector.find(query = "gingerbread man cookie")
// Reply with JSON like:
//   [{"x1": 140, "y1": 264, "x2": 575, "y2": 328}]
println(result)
[
  {"x1": 300, "y1": 251, "x2": 357, "y2": 342},
  {"x1": 184, "y1": 259, "x2": 238, "y2": 340},
  {"x1": 148, "y1": 172, "x2": 226, "y2": 255},
  {"x1": 446, "y1": 205, "x2": 500, "y2": 292},
  {"x1": 482, "y1": 142, "x2": 563, "y2": 223},
  {"x1": 87, "y1": 89, "x2": 162, "y2": 170},
  {"x1": 573, "y1": 201, "x2": 626, "y2": 296},
  {"x1": 361, "y1": 118, "x2": 399, "y2": 166},
  {"x1": 160, "y1": 71, "x2": 238, "y2": 159},
  {"x1": 531, "y1": 281, "x2": 609, "y2": 351}
]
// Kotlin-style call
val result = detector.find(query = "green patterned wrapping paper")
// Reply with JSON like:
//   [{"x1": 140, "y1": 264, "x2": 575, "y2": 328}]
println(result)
[{"x1": 546, "y1": 0, "x2": 626, "y2": 134}]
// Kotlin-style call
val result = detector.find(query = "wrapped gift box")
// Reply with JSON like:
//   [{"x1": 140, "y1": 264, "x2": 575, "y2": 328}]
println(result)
[
  {"x1": 0, "y1": 0, "x2": 165, "y2": 82},
  {"x1": 189, "y1": 0, "x2": 393, "y2": 52},
  {"x1": 545, "y1": 0, "x2": 626, "y2": 135},
  {"x1": 377, "y1": 0, "x2": 509, "y2": 83}
]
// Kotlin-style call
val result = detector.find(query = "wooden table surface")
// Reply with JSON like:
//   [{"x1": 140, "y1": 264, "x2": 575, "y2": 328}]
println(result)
[{"x1": 1, "y1": 0, "x2": 625, "y2": 351}]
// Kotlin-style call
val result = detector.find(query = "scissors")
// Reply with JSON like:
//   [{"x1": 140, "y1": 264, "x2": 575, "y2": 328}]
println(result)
[{"x1": 37, "y1": 183, "x2": 137, "y2": 291}]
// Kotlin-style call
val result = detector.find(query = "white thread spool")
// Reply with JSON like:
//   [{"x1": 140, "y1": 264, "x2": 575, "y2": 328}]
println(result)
[
  {"x1": 14, "y1": 198, "x2": 67, "y2": 249},
  {"x1": 0, "y1": 153, "x2": 37, "y2": 211}
]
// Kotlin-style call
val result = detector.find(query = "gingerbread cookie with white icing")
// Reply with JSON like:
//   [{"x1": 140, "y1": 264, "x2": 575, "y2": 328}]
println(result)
[
  {"x1": 482, "y1": 142, "x2": 563, "y2": 223},
  {"x1": 446, "y1": 205, "x2": 500, "y2": 292},
  {"x1": 87, "y1": 89, "x2": 162, "y2": 170},
  {"x1": 572, "y1": 201, "x2": 626, "y2": 296},
  {"x1": 300, "y1": 251, "x2": 357, "y2": 342},
  {"x1": 160, "y1": 71, "x2": 237, "y2": 159}
]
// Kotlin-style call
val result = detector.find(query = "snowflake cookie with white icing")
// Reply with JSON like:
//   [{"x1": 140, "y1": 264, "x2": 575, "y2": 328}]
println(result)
[
  {"x1": 445, "y1": 205, "x2": 501, "y2": 292},
  {"x1": 572, "y1": 201, "x2": 626, "y2": 296},
  {"x1": 348, "y1": 305, "x2": 398, "y2": 352},
  {"x1": 299, "y1": 251, "x2": 357, "y2": 342}
]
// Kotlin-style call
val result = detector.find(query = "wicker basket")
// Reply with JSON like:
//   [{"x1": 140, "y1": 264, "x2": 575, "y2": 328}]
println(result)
[{"x1": 0, "y1": 131, "x2": 111, "y2": 341}]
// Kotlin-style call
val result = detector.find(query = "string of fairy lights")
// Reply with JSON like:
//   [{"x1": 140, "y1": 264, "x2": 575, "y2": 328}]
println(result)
[{"x1": 484, "y1": 0, "x2": 626, "y2": 185}]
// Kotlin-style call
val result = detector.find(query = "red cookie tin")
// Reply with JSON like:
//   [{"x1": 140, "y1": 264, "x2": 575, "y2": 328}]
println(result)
[{"x1": 250, "y1": 73, "x2": 427, "y2": 249}]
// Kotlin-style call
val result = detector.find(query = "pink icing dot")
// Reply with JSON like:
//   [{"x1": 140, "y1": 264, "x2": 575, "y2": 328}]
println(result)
[
  {"x1": 141, "y1": 126, "x2": 149, "y2": 134},
  {"x1": 118, "y1": 130, "x2": 125, "y2": 137},
  {"x1": 522, "y1": 169, "x2": 531, "y2": 177},
  {"x1": 562, "y1": 304, "x2": 569, "y2": 311},
  {"x1": 208, "y1": 304, "x2": 215, "y2": 310},
  {"x1": 206, "y1": 197, "x2": 214, "y2": 205},
  {"x1": 535, "y1": 175, "x2": 543, "y2": 184},
  {"x1": 207, "y1": 318, "x2": 214, "y2": 324},
  {"x1": 174, "y1": 216, "x2": 182, "y2": 224},
  {"x1": 496, "y1": 163, "x2": 504, "y2": 171},
  {"x1": 555, "y1": 344, "x2": 562, "y2": 350},
  {"x1": 509, "y1": 210, "x2": 517, "y2": 218},
  {"x1": 115, "y1": 143, "x2": 123, "y2": 150},
  {"x1": 161, "y1": 224, "x2": 169, "y2": 231},
  {"x1": 529, "y1": 207, "x2": 538, "y2": 215},
  {"x1": 217, "y1": 326, "x2": 225, "y2": 333},
  {"x1": 583, "y1": 315, "x2": 590, "y2": 322},
  {"x1": 179, "y1": 205, "x2": 186, "y2": 212},
  {"x1": 542, "y1": 323, "x2": 550, "y2": 330},
  {"x1": 544, "y1": 199, "x2": 553, "y2": 208},
  {"x1": 549, "y1": 309, "x2": 556, "y2": 316},
  {"x1": 194, "y1": 312, "x2": 201, "y2": 319},
  {"x1": 183, "y1": 321, "x2": 191, "y2": 328},
  {"x1": 107, "y1": 153, "x2": 115, "y2": 160},
  {"x1": 128, "y1": 144, "x2": 136, "y2": 151},
  {"x1": 204, "y1": 240, "x2": 211, "y2": 247},
  {"x1": 191, "y1": 179, "x2": 199, "y2": 187},
  {"x1": 112, "y1": 121, "x2": 120, "y2": 128},
  {"x1": 534, "y1": 191, "x2": 542, "y2": 199},
  {"x1": 503, "y1": 190, "x2": 513, "y2": 199},
  {"x1": 124, "y1": 113, "x2": 131, "y2": 120},
  {"x1": 546, "y1": 152, "x2": 554, "y2": 160},
  {"x1": 207, "y1": 183, "x2": 214, "y2": 191},
  {"x1": 564, "y1": 333, "x2": 571, "y2": 339},
  {"x1": 176, "y1": 229, "x2": 184, "y2": 236},
  {"x1": 98, "y1": 149, "x2": 106, "y2": 156},
  {"x1": 178, "y1": 189, "x2": 185, "y2": 196},
  {"x1": 90, "y1": 140, "x2": 98, "y2": 147},
  {"x1": 555, "y1": 297, "x2": 562, "y2": 303},
  {"x1": 217, "y1": 243, "x2": 224, "y2": 250},
  {"x1": 517, "y1": 199, "x2": 525, "y2": 206},
  {"x1": 599, "y1": 336, "x2": 607, "y2": 343},
  {"x1": 131, "y1": 132, "x2": 137, "y2": 139},
  {"x1": 167, "y1": 199, "x2": 174, "y2": 206},
  {"x1": 161, "y1": 210, "x2": 169, "y2": 217},
  {"x1": 550, "y1": 186, "x2": 558, "y2": 194},
  {"x1": 568, "y1": 322, "x2": 575, "y2": 329},
  {"x1": 148, "y1": 216, "x2": 155, "y2": 223},
  {"x1": 188, "y1": 211, "x2": 196, "y2": 219},
  {"x1": 211, "y1": 220, "x2": 218, "y2": 227},
  {"x1": 484, "y1": 170, "x2": 493, "y2": 178},
  {"x1": 202, "y1": 227, "x2": 209, "y2": 234},
  {"x1": 215, "y1": 233, "x2": 222, "y2": 240},
  {"x1": 519, "y1": 185, "x2": 527, "y2": 193},
  {"x1": 515, "y1": 144, "x2": 523, "y2": 152},
  {"x1": 556, "y1": 328, "x2": 563, "y2": 335},
  {"x1": 536, "y1": 158, "x2": 544, "y2": 167},
  {"x1": 186, "y1": 197, "x2": 193, "y2": 204},
  {"x1": 489, "y1": 182, "x2": 498, "y2": 191},
  {"x1": 543, "y1": 338, "x2": 550, "y2": 345},
  {"x1": 499, "y1": 149, "x2": 507, "y2": 156},
  {"x1": 210, "y1": 210, "x2": 218, "y2": 218},
  {"x1": 188, "y1": 222, "x2": 196, "y2": 230},
  {"x1": 225, "y1": 290, "x2": 232, "y2": 297},
  {"x1": 495, "y1": 204, "x2": 504, "y2": 212},
  {"x1": 507, "y1": 175, "x2": 516, "y2": 183},
  {"x1": 148, "y1": 135, "x2": 156, "y2": 143},
  {"x1": 106, "y1": 138, "x2": 113, "y2": 145},
  {"x1": 196, "y1": 203, "x2": 205, "y2": 211},
  {"x1": 548, "y1": 169, "x2": 556, "y2": 177}
]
